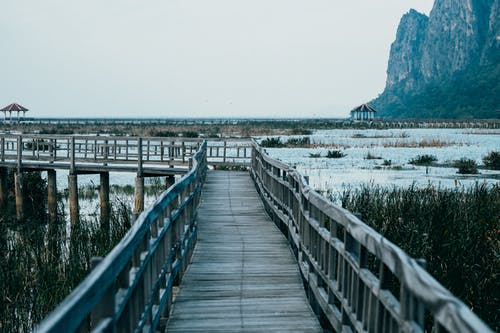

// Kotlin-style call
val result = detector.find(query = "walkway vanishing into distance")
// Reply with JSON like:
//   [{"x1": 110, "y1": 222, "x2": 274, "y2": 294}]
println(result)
[
  {"x1": 32, "y1": 137, "x2": 492, "y2": 333},
  {"x1": 166, "y1": 171, "x2": 322, "y2": 332}
]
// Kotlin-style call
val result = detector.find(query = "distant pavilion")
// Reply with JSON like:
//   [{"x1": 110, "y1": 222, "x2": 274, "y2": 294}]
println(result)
[
  {"x1": 0, "y1": 103, "x2": 29, "y2": 122},
  {"x1": 350, "y1": 103, "x2": 377, "y2": 121}
]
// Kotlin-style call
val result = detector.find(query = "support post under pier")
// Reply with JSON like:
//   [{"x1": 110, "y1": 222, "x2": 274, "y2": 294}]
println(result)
[
  {"x1": 133, "y1": 176, "x2": 144, "y2": 216},
  {"x1": 100, "y1": 172, "x2": 110, "y2": 230},
  {"x1": 68, "y1": 174, "x2": 79, "y2": 228},
  {"x1": 133, "y1": 138, "x2": 144, "y2": 219},
  {"x1": 47, "y1": 169, "x2": 57, "y2": 223},
  {"x1": 15, "y1": 172, "x2": 24, "y2": 221},
  {"x1": 166, "y1": 175, "x2": 175, "y2": 190},
  {"x1": 68, "y1": 136, "x2": 79, "y2": 228}
]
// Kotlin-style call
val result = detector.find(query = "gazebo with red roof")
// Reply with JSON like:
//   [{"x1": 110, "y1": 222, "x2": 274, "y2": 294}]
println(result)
[{"x1": 0, "y1": 103, "x2": 29, "y2": 122}]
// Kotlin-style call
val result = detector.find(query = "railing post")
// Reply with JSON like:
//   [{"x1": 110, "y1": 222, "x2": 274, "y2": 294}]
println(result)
[
  {"x1": 90, "y1": 257, "x2": 115, "y2": 332},
  {"x1": 223, "y1": 141, "x2": 227, "y2": 164}
]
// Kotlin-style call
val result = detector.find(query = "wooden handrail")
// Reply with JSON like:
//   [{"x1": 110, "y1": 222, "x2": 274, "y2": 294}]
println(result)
[
  {"x1": 250, "y1": 141, "x2": 493, "y2": 333},
  {"x1": 0, "y1": 134, "x2": 252, "y2": 169},
  {"x1": 34, "y1": 142, "x2": 208, "y2": 333}
]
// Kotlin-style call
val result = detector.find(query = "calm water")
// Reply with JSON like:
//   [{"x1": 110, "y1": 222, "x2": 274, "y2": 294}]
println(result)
[
  {"x1": 260, "y1": 128, "x2": 500, "y2": 193},
  {"x1": 48, "y1": 128, "x2": 499, "y2": 215}
]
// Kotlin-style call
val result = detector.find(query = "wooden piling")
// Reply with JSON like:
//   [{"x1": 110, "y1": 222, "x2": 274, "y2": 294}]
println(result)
[
  {"x1": 68, "y1": 174, "x2": 79, "y2": 227},
  {"x1": 100, "y1": 172, "x2": 110, "y2": 230},
  {"x1": 68, "y1": 137, "x2": 79, "y2": 227},
  {"x1": 134, "y1": 176, "x2": 144, "y2": 214},
  {"x1": 15, "y1": 172, "x2": 24, "y2": 220},
  {"x1": 166, "y1": 175, "x2": 175, "y2": 189},
  {"x1": 47, "y1": 169, "x2": 57, "y2": 223},
  {"x1": 134, "y1": 138, "x2": 144, "y2": 215}
]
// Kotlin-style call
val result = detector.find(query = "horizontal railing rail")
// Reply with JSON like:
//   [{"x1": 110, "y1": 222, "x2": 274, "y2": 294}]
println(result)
[
  {"x1": 250, "y1": 141, "x2": 492, "y2": 333},
  {"x1": 206, "y1": 139, "x2": 252, "y2": 167},
  {"x1": 34, "y1": 141, "x2": 208, "y2": 333},
  {"x1": 0, "y1": 134, "x2": 201, "y2": 167},
  {"x1": 0, "y1": 134, "x2": 251, "y2": 169}
]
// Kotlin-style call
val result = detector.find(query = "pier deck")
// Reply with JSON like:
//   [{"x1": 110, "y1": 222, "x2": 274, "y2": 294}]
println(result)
[{"x1": 166, "y1": 171, "x2": 322, "y2": 332}]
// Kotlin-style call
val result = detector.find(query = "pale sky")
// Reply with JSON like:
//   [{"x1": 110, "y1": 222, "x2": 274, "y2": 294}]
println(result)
[{"x1": 0, "y1": 1, "x2": 434, "y2": 118}]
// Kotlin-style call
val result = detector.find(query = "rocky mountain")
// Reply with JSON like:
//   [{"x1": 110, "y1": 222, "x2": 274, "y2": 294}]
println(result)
[{"x1": 372, "y1": 0, "x2": 499, "y2": 118}]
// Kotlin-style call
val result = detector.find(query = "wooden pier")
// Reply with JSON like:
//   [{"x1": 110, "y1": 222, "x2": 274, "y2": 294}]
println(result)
[
  {"x1": 33, "y1": 138, "x2": 493, "y2": 333},
  {"x1": 166, "y1": 171, "x2": 322, "y2": 332}
]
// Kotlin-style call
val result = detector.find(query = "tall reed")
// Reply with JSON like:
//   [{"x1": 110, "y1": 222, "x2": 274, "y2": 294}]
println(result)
[
  {"x1": 339, "y1": 183, "x2": 499, "y2": 330},
  {"x1": 0, "y1": 171, "x2": 132, "y2": 332}
]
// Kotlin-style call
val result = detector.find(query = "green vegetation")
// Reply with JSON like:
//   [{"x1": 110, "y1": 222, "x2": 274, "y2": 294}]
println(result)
[
  {"x1": 286, "y1": 136, "x2": 311, "y2": 147},
  {"x1": 181, "y1": 131, "x2": 199, "y2": 138},
  {"x1": 0, "y1": 171, "x2": 132, "y2": 332},
  {"x1": 326, "y1": 150, "x2": 346, "y2": 158},
  {"x1": 149, "y1": 130, "x2": 178, "y2": 137},
  {"x1": 408, "y1": 154, "x2": 437, "y2": 166},
  {"x1": 260, "y1": 137, "x2": 284, "y2": 148},
  {"x1": 454, "y1": 158, "x2": 479, "y2": 174},
  {"x1": 308, "y1": 153, "x2": 321, "y2": 158},
  {"x1": 340, "y1": 184, "x2": 499, "y2": 330},
  {"x1": 260, "y1": 136, "x2": 312, "y2": 148},
  {"x1": 372, "y1": 62, "x2": 499, "y2": 119},
  {"x1": 365, "y1": 152, "x2": 382, "y2": 160},
  {"x1": 483, "y1": 151, "x2": 500, "y2": 170}
]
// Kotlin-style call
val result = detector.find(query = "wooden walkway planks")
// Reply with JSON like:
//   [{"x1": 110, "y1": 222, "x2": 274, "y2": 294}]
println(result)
[{"x1": 166, "y1": 171, "x2": 322, "y2": 333}]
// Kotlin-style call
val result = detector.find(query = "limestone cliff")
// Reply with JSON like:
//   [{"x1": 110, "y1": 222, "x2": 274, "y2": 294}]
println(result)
[{"x1": 372, "y1": 0, "x2": 499, "y2": 118}]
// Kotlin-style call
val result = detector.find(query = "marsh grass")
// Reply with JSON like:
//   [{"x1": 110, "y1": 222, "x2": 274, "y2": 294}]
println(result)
[
  {"x1": 454, "y1": 158, "x2": 479, "y2": 174},
  {"x1": 326, "y1": 150, "x2": 347, "y2": 158},
  {"x1": 339, "y1": 183, "x2": 499, "y2": 330},
  {"x1": 408, "y1": 154, "x2": 438, "y2": 166},
  {"x1": 260, "y1": 136, "x2": 314, "y2": 148},
  {"x1": 482, "y1": 151, "x2": 500, "y2": 170},
  {"x1": 365, "y1": 152, "x2": 382, "y2": 160},
  {"x1": 0, "y1": 172, "x2": 132, "y2": 332},
  {"x1": 384, "y1": 139, "x2": 458, "y2": 148}
]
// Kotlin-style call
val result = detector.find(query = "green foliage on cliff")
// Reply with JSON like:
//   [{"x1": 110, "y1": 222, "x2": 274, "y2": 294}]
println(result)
[{"x1": 372, "y1": 61, "x2": 499, "y2": 119}]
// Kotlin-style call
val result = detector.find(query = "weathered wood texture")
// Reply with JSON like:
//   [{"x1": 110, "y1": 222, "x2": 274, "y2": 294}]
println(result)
[
  {"x1": 0, "y1": 135, "x2": 252, "y2": 173},
  {"x1": 35, "y1": 143, "x2": 208, "y2": 333},
  {"x1": 251, "y1": 143, "x2": 493, "y2": 333},
  {"x1": 166, "y1": 171, "x2": 322, "y2": 333}
]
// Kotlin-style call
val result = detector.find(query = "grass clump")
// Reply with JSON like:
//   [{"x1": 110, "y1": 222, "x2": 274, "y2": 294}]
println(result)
[
  {"x1": 340, "y1": 183, "x2": 499, "y2": 330},
  {"x1": 408, "y1": 154, "x2": 437, "y2": 166},
  {"x1": 482, "y1": 151, "x2": 500, "y2": 170},
  {"x1": 260, "y1": 137, "x2": 284, "y2": 148},
  {"x1": 286, "y1": 136, "x2": 310, "y2": 147},
  {"x1": 326, "y1": 150, "x2": 346, "y2": 158},
  {"x1": 454, "y1": 158, "x2": 478, "y2": 174},
  {"x1": 365, "y1": 152, "x2": 382, "y2": 160}
]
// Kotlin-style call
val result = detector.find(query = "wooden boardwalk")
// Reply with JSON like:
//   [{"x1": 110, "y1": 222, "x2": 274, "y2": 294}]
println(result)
[{"x1": 166, "y1": 171, "x2": 322, "y2": 332}]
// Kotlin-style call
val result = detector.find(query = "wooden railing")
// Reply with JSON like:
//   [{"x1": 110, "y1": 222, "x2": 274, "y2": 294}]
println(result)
[
  {"x1": 206, "y1": 139, "x2": 252, "y2": 167},
  {"x1": 250, "y1": 141, "x2": 492, "y2": 333},
  {"x1": 0, "y1": 134, "x2": 252, "y2": 170},
  {"x1": 34, "y1": 142, "x2": 208, "y2": 333},
  {"x1": 0, "y1": 134, "x2": 200, "y2": 167}
]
